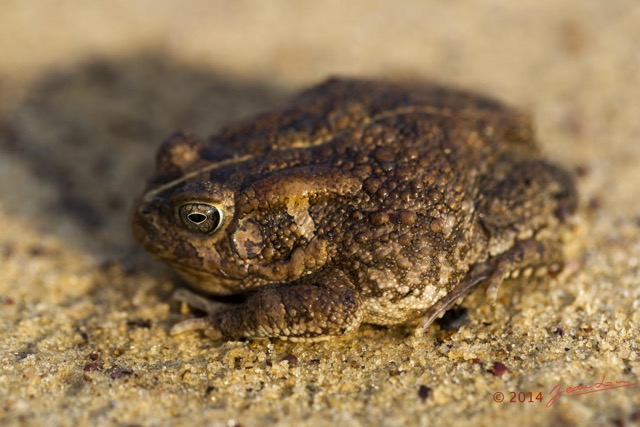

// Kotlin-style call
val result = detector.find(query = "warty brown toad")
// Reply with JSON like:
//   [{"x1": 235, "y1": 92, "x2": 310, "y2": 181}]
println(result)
[{"x1": 131, "y1": 78, "x2": 577, "y2": 341}]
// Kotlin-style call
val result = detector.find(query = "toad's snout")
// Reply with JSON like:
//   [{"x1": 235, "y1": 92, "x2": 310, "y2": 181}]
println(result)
[{"x1": 130, "y1": 197, "x2": 172, "y2": 246}]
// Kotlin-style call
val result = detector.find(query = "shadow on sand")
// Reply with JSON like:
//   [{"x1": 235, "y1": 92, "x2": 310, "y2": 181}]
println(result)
[{"x1": 1, "y1": 53, "x2": 289, "y2": 258}]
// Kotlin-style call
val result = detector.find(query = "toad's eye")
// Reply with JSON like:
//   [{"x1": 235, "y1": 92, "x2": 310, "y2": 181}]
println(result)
[{"x1": 178, "y1": 203, "x2": 224, "y2": 234}]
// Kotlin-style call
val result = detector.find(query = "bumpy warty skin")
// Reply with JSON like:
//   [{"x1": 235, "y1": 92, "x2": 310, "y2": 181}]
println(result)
[{"x1": 131, "y1": 78, "x2": 577, "y2": 340}]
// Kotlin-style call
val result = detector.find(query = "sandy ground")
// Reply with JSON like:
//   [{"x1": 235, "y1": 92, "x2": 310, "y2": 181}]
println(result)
[{"x1": 1, "y1": 1, "x2": 639, "y2": 426}]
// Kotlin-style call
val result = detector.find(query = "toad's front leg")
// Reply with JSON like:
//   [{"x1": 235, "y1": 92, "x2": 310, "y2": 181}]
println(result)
[{"x1": 172, "y1": 269, "x2": 363, "y2": 341}]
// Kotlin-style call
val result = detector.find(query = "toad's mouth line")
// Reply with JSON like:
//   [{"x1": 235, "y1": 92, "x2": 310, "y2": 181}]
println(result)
[
  {"x1": 159, "y1": 257, "x2": 232, "y2": 280},
  {"x1": 141, "y1": 105, "x2": 520, "y2": 201},
  {"x1": 164, "y1": 259, "x2": 243, "y2": 282}
]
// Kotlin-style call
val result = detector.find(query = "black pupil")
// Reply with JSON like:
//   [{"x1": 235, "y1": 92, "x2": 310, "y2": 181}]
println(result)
[{"x1": 187, "y1": 213, "x2": 207, "y2": 224}]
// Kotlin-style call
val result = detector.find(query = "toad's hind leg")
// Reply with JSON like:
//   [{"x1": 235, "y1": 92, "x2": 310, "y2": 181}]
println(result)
[{"x1": 414, "y1": 236, "x2": 564, "y2": 336}]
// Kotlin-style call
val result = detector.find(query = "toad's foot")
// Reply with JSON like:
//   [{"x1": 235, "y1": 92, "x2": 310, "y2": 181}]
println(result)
[
  {"x1": 173, "y1": 288, "x2": 230, "y2": 314},
  {"x1": 170, "y1": 288, "x2": 230, "y2": 337},
  {"x1": 414, "y1": 263, "x2": 492, "y2": 336},
  {"x1": 170, "y1": 317, "x2": 222, "y2": 339}
]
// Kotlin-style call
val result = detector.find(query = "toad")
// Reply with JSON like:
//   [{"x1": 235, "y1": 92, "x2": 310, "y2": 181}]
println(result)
[{"x1": 131, "y1": 78, "x2": 577, "y2": 341}]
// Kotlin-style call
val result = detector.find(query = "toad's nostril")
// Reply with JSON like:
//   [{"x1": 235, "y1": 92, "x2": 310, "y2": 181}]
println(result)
[{"x1": 140, "y1": 205, "x2": 152, "y2": 215}]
